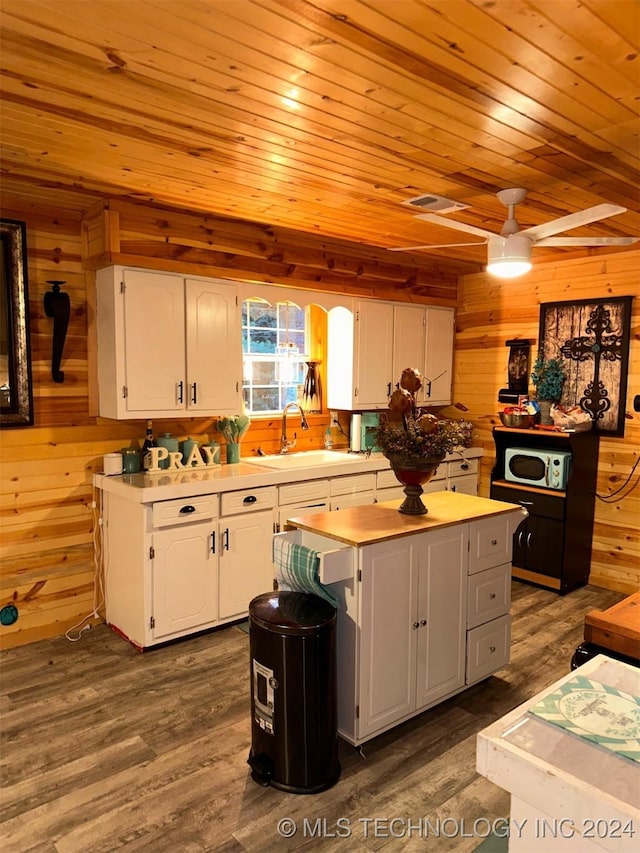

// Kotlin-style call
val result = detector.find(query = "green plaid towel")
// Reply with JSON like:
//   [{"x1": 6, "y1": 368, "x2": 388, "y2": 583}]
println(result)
[{"x1": 273, "y1": 538, "x2": 338, "y2": 607}]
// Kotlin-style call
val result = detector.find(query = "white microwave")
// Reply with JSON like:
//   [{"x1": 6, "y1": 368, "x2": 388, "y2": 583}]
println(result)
[{"x1": 504, "y1": 447, "x2": 572, "y2": 491}]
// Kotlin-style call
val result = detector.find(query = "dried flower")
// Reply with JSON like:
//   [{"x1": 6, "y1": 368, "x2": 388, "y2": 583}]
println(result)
[{"x1": 376, "y1": 370, "x2": 473, "y2": 460}]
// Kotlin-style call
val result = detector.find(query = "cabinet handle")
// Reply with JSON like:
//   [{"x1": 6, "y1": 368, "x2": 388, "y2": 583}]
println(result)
[
  {"x1": 387, "y1": 382, "x2": 392, "y2": 397},
  {"x1": 177, "y1": 381, "x2": 184, "y2": 404},
  {"x1": 243, "y1": 495, "x2": 257, "y2": 504},
  {"x1": 489, "y1": 645, "x2": 496, "y2": 653},
  {"x1": 451, "y1": 484, "x2": 457, "y2": 492},
  {"x1": 526, "y1": 532, "x2": 532, "y2": 548},
  {"x1": 489, "y1": 592, "x2": 496, "y2": 599},
  {"x1": 211, "y1": 530, "x2": 216, "y2": 554},
  {"x1": 518, "y1": 500, "x2": 533, "y2": 506},
  {"x1": 179, "y1": 505, "x2": 196, "y2": 514},
  {"x1": 490, "y1": 538, "x2": 497, "y2": 545},
  {"x1": 460, "y1": 462, "x2": 469, "y2": 471},
  {"x1": 191, "y1": 382, "x2": 197, "y2": 405},
  {"x1": 517, "y1": 531, "x2": 524, "y2": 547},
  {"x1": 224, "y1": 528, "x2": 229, "y2": 551},
  {"x1": 413, "y1": 621, "x2": 420, "y2": 629},
  {"x1": 420, "y1": 619, "x2": 427, "y2": 626}
]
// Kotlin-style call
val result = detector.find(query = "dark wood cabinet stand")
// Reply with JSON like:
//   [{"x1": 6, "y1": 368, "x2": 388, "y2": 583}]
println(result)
[{"x1": 490, "y1": 427, "x2": 600, "y2": 594}]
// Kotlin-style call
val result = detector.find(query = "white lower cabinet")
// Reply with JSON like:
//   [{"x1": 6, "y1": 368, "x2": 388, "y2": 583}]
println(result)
[
  {"x1": 103, "y1": 487, "x2": 275, "y2": 649},
  {"x1": 357, "y1": 526, "x2": 468, "y2": 741},
  {"x1": 151, "y1": 521, "x2": 218, "y2": 641}
]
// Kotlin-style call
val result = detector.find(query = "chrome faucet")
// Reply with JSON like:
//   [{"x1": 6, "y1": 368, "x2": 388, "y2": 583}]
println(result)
[{"x1": 280, "y1": 402, "x2": 310, "y2": 453}]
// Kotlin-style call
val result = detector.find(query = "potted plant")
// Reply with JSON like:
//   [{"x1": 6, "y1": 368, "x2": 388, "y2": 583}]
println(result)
[
  {"x1": 531, "y1": 352, "x2": 566, "y2": 424},
  {"x1": 376, "y1": 368, "x2": 473, "y2": 515}
]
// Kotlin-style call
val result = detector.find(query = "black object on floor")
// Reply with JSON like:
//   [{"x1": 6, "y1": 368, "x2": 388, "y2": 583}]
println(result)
[{"x1": 247, "y1": 591, "x2": 340, "y2": 794}]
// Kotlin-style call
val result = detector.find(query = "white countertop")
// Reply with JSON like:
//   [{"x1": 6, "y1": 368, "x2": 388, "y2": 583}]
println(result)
[{"x1": 94, "y1": 447, "x2": 483, "y2": 503}]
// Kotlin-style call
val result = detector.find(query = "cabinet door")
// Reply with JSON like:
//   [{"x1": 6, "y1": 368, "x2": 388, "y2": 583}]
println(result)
[
  {"x1": 185, "y1": 278, "x2": 241, "y2": 414},
  {"x1": 123, "y1": 270, "x2": 186, "y2": 413},
  {"x1": 415, "y1": 526, "x2": 467, "y2": 708},
  {"x1": 330, "y1": 492, "x2": 375, "y2": 511},
  {"x1": 151, "y1": 521, "x2": 217, "y2": 640},
  {"x1": 218, "y1": 510, "x2": 274, "y2": 619},
  {"x1": 354, "y1": 301, "x2": 394, "y2": 408},
  {"x1": 423, "y1": 307, "x2": 454, "y2": 405},
  {"x1": 392, "y1": 304, "x2": 426, "y2": 386},
  {"x1": 448, "y1": 474, "x2": 478, "y2": 495},
  {"x1": 358, "y1": 538, "x2": 418, "y2": 740},
  {"x1": 524, "y1": 515, "x2": 565, "y2": 578}
]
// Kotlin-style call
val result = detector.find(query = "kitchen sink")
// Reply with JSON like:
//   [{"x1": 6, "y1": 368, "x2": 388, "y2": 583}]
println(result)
[{"x1": 243, "y1": 450, "x2": 359, "y2": 469}]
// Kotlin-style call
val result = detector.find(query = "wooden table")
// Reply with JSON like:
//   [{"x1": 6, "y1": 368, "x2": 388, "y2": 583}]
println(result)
[
  {"x1": 477, "y1": 655, "x2": 640, "y2": 852},
  {"x1": 573, "y1": 593, "x2": 640, "y2": 668}
]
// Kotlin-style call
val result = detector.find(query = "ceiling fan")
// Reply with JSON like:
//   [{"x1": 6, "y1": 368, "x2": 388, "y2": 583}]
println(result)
[{"x1": 393, "y1": 188, "x2": 639, "y2": 278}]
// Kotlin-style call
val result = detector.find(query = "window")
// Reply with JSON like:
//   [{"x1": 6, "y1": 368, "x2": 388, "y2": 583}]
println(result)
[{"x1": 242, "y1": 299, "x2": 308, "y2": 414}]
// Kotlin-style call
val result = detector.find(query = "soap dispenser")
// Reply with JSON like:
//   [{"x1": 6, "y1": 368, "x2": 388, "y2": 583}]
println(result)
[{"x1": 324, "y1": 427, "x2": 333, "y2": 450}]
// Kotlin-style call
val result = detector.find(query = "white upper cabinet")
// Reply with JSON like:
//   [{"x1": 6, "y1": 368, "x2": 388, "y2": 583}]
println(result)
[
  {"x1": 327, "y1": 300, "x2": 454, "y2": 410},
  {"x1": 96, "y1": 267, "x2": 241, "y2": 419}
]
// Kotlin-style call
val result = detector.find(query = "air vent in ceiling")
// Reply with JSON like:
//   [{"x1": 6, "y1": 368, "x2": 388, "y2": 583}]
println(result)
[{"x1": 402, "y1": 194, "x2": 469, "y2": 214}]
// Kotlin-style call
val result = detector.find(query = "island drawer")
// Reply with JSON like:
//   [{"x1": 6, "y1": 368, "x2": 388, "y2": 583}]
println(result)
[
  {"x1": 274, "y1": 529, "x2": 355, "y2": 584},
  {"x1": 468, "y1": 515, "x2": 516, "y2": 574},
  {"x1": 279, "y1": 479, "x2": 329, "y2": 505},
  {"x1": 466, "y1": 615, "x2": 511, "y2": 684},
  {"x1": 220, "y1": 486, "x2": 276, "y2": 516},
  {"x1": 467, "y1": 563, "x2": 511, "y2": 629},
  {"x1": 152, "y1": 495, "x2": 218, "y2": 528}
]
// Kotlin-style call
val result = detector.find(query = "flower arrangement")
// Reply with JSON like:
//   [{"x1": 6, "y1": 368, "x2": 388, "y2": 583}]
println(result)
[
  {"x1": 376, "y1": 368, "x2": 473, "y2": 462},
  {"x1": 531, "y1": 352, "x2": 565, "y2": 402}
]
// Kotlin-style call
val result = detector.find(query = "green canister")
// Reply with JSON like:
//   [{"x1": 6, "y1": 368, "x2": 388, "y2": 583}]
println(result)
[
  {"x1": 180, "y1": 436, "x2": 200, "y2": 466},
  {"x1": 156, "y1": 433, "x2": 179, "y2": 469}
]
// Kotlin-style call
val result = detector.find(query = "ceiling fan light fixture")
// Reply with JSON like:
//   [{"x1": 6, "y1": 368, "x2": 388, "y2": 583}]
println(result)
[{"x1": 486, "y1": 235, "x2": 532, "y2": 278}]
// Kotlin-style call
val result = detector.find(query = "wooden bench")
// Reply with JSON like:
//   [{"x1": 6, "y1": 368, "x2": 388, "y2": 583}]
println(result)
[{"x1": 571, "y1": 592, "x2": 640, "y2": 669}]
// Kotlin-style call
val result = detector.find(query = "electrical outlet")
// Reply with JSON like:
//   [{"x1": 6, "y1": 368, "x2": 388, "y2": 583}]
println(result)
[{"x1": 330, "y1": 411, "x2": 339, "y2": 425}]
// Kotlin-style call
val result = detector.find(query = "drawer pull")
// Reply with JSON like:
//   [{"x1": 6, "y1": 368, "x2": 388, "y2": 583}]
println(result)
[
  {"x1": 518, "y1": 500, "x2": 533, "y2": 506},
  {"x1": 461, "y1": 462, "x2": 469, "y2": 471},
  {"x1": 243, "y1": 495, "x2": 258, "y2": 504},
  {"x1": 490, "y1": 539, "x2": 497, "y2": 545},
  {"x1": 420, "y1": 619, "x2": 427, "y2": 626},
  {"x1": 179, "y1": 505, "x2": 196, "y2": 514},
  {"x1": 489, "y1": 645, "x2": 496, "y2": 653},
  {"x1": 489, "y1": 592, "x2": 496, "y2": 599},
  {"x1": 413, "y1": 621, "x2": 420, "y2": 629}
]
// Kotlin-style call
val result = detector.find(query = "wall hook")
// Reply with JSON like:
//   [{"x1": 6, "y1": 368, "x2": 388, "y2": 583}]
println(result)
[{"x1": 43, "y1": 280, "x2": 70, "y2": 383}]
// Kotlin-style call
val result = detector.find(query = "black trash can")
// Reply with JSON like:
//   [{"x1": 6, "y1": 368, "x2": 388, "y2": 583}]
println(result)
[{"x1": 247, "y1": 590, "x2": 340, "y2": 794}]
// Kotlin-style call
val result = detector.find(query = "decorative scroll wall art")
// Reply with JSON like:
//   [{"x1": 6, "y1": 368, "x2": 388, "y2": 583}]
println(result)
[{"x1": 537, "y1": 297, "x2": 633, "y2": 437}]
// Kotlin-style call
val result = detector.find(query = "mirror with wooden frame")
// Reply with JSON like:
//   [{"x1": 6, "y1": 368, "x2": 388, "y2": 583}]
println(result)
[{"x1": 1, "y1": 219, "x2": 34, "y2": 427}]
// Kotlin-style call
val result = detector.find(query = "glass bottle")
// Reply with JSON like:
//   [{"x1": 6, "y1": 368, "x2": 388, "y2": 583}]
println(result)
[{"x1": 141, "y1": 420, "x2": 155, "y2": 471}]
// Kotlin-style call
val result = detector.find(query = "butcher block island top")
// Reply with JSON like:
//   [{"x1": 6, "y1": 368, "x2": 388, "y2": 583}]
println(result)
[{"x1": 287, "y1": 491, "x2": 523, "y2": 547}]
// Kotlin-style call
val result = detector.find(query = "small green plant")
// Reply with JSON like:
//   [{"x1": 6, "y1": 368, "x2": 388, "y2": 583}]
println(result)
[{"x1": 531, "y1": 353, "x2": 565, "y2": 402}]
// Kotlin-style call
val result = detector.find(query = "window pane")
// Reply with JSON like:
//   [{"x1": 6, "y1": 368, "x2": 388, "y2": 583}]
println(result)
[{"x1": 242, "y1": 298, "x2": 309, "y2": 414}]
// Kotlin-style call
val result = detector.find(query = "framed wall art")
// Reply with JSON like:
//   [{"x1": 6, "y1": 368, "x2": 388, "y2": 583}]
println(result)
[{"x1": 537, "y1": 296, "x2": 633, "y2": 437}]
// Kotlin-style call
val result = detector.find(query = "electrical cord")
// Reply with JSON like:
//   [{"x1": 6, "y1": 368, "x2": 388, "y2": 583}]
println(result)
[
  {"x1": 65, "y1": 483, "x2": 105, "y2": 642},
  {"x1": 595, "y1": 455, "x2": 640, "y2": 502}
]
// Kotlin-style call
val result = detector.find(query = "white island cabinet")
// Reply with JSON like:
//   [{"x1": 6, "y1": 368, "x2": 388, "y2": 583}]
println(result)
[{"x1": 284, "y1": 491, "x2": 526, "y2": 745}]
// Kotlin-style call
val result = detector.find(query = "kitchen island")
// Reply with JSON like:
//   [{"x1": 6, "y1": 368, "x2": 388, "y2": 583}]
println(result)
[{"x1": 282, "y1": 491, "x2": 526, "y2": 745}]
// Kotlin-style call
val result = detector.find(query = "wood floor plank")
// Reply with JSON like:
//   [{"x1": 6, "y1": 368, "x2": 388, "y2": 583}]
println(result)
[{"x1": 0, "y1": 583, "x2": 626, "y2": 852}]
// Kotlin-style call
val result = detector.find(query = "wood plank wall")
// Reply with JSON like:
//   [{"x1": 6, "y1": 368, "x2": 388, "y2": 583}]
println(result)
[
  {"x1": 454, "y1": 253, "x2": 640, "y2": 594},
  {"x1": 0, "y1": 196, "x2": 637, "y2": 649}
]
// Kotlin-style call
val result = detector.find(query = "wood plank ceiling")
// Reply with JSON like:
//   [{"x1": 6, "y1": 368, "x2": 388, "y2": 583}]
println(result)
[{"x1": 1, "y1": 0, "x2": 638, "y2": 278}]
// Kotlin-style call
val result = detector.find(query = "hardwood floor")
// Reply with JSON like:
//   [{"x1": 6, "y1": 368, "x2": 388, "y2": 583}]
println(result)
[{"x1": 0, "y1": 582, "x2": 624, "y2": 852}]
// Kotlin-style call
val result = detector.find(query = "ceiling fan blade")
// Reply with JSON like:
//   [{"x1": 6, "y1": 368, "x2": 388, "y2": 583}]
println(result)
[
  {"x1": 414, "y1": 212, "x2": 496, "y2": 240},
  {"x1": 521, "y1": 204, "x2": 627, "y2": 240},
  {"x1": 535, "y1": 236, "x2": 639, "y2": 247},
  {"x1": 389, "y1": 241, "x2": 487, "y2": 252}
]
